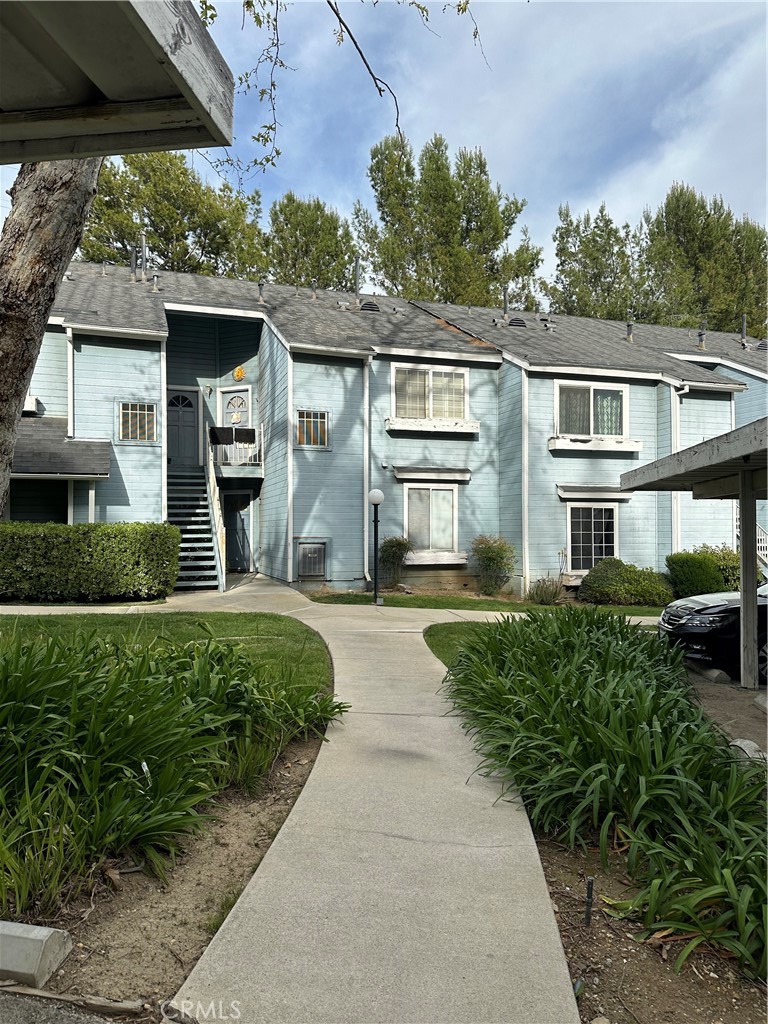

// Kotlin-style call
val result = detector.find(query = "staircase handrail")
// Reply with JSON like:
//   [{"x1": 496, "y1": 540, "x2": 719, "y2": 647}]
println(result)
[
  {"x1": 205, "y1": 438, "x2": 226, "y2": 592},
  {"x1": 735, "y1": 505, "x2": 768, "y2": 569}
]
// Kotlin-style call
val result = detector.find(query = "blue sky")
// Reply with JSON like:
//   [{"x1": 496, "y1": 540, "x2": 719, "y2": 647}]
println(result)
[
  {"x1": 1, "y1": 1, "x2": 763, "y2": 286},
  {"x1": 195, "y1": 0, "x2": 766, "y2": 284}
]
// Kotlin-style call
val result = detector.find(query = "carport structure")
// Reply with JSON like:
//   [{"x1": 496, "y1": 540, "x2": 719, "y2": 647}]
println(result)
[{"x1": 622, "y1": 417, "x2": 767, "y2": 689}]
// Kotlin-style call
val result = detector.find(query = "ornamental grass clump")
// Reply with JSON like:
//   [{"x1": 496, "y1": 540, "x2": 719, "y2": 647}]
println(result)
[
  {"x1": 0, "y1": 629, "x2": 347, "y2": 917},
  {"x1": 443, "y1": 607, "x2": 767, "y2": 978}
]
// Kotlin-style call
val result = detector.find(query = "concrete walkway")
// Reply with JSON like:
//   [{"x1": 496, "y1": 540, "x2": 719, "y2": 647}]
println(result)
[{"x1": 1, "y1": 578, "x2": 580, "y2": 1023}]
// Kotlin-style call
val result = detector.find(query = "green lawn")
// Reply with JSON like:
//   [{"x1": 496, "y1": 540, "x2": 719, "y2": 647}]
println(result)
[
  {"x1": 424, "y1": 622, "x2": 483, "y2": 670},
  {"x1": 0, "y1": 612, "x2": 332, "y2": 689},
  {"x1": 311, "y1": 591, "x2": 662, "y2": 618}
]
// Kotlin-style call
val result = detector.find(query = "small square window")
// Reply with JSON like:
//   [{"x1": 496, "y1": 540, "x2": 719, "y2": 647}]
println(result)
[
  {"x1": 119, "y1": 402, "x2": 157, "y2": 442},
  {"x1": 296, "y1": 410, "x2": 330, "y2": 448}
]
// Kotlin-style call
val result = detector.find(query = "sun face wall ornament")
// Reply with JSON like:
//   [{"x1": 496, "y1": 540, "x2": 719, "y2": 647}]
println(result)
[{"x1": 232, "y1": 365, "x2": 246, "y2": 382}]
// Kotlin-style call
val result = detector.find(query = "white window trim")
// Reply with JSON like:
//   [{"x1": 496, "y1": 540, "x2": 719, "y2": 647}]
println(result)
[
  {"x1": 294, "y1": 409, "x2": 332, "y2": 450},
  {"x1": 554, "y1": 380, "x2": 630, "y2": 440},
  {"x1": 403, "y1": 482, "x2": 459, "y2": 555},
  {"x1": 218, "y1": 384, "x2": 253, "y2": 428},
  {"x1": 116, "y1": 399, "x2": 159, "y2": 444},
  {"x1": 390, "y1": 363, "x2": 470, "y2": 421},
  {"x1": 566, "y1": 502, "x2": 619, "y2": 575}
]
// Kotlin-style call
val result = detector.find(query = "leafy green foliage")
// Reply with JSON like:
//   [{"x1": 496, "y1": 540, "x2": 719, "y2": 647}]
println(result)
[
  {"x1": 578, "y1": 557, "x2": 673, "y2": 607},
  {"x1": 0, "y1": 627, "x2": 346, "y2": 916},
  {"x1": 378, "y1": 535, "x2": 412, "y2": 586},
  {"x1": 470, "y1": 535, "x2": 516, "y2": 595},
  {"x1": 442, "y1": 609, "x2": 767, "y2": 977},
  {"x1": 81, "y1": 153, "x2": 268, "y2": 278},
  {"x1": 694, "y1": 543, "x2": 741, "y2": 591},
  {"x1": 354, "y1": 133, "x2": 541, "y2": 307},
  {"x1": 666, "y1": 551, "x2": 725, "y2": 598},
  {"x1": 268, "y1": 192, "x2": 356, "y2": 289},
  {"x1": 0, "y1": 522, "x2": 179, "y2": 601},
  {"x1": 526, "y1": 576, "x2": 567, "y2": 605}
]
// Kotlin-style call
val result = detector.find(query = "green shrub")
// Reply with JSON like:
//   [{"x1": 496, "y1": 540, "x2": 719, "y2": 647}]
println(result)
[
  {"x1": 526, "y1": 576, "x2": 567, "y2": 605},
  {"x1": 694, "y1": 543, "x2": 740, "y2": 590},
  {"x1": 666, "y1": 550, "x2": 724, "y2": 598},
  {"x1": 378, "y1": 535, "x2": 412, "y2": 586},
  {"x1": 444, "y1": 608, "x2": 767, "y2": 978},
  {"x1": 0, "y1": 522, "x2": 180, "y2": 602},
  {"x1": 578, "y1": 557, "x2": 672, "y2": 606},
  {"x1": 0, "y1": 629, "x2": 347, "y2": 915},
  {"x1": 471, "y1": 535, "x2": 516, "y2": 596}
]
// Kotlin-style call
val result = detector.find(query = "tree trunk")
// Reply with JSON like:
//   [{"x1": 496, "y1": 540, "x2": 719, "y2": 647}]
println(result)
[{"x1": 0, "y1": 158, "x2": 102, "y2": 514}]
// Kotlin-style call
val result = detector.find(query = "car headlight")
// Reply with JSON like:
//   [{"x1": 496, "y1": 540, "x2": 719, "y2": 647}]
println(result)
[{"x1": 680, "y1": 613, "x2": 730, "y2": 627}]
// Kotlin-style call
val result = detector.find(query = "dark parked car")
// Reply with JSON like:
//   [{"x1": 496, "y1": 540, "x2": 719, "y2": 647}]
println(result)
[{"x1": 658, "y1": 582, "x2": 768, "y2": 683}]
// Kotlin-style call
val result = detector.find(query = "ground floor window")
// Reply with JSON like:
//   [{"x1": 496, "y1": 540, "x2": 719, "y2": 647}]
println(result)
[
  {"x1": 568, "y1": 503, "x2": 617, "y2": 571},
  {"x1": 404, "y1": 484, "x2": 458, "y2": 551}
]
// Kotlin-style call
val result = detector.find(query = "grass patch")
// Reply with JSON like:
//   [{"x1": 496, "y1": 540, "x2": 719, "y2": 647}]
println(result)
[
  {"x1": 311, "y1": 592, "x2": 662, "y2": 617},
  {"x1": 431, "y1": 609, "x2": 767, "y2": 979},
  {"x1": 205, "y1": 889, "x2": 241, "y2": 935},
  {"x1": 0, "y1": 614, "x2": 343, "y2": 918}
]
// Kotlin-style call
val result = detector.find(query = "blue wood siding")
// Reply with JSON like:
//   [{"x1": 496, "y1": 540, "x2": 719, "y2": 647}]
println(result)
[
  {"x1": 292, "y1": 355, "x2": 365, "y2": 582},
  {"x1": 73, "y1": 335, "x2": 162, "y2": 522},
  {"x1": 713, "y1": 365, "x2": 767, "y2": 428},
  {"x1": 527, "y1": 375, "x2": 661, "y2": 577},
  {"x1": 368, "y1": 357, "x2": 500, "y2": 562},
  {"x1": 258, "y1": 325, "x2": 289, "y2": 580},
  {"x1": 498, "y1": 361, "x2": 523, "y2": 584},
  {"x1": 30, "y1": 327, "x2": 68, "y2": 416},
  {"x1": 679, "y1": 391, "x2": 734, "y2": 551}
]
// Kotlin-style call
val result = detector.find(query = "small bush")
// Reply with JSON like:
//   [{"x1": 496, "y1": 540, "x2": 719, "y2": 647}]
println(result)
[
  {"x1": 578, "y1": 557, "x2": 672, "y2": 607},
  {"x1": 471, "y1": 535, "x2": 516, "y2": 596},
  {"x1": 694, "y1": 543, "x2": 740, "y2": 590},
  {"x1": 0, "y1": 522, "x2": 180, "y2": 602},
  {"x1": 378, "y1": 535, "x2": 412, "y2": 586},
  {"x1": 526, "y1": 576, "x2": 567, "y2": 605},
  {"x1": 666, "y1": 550, "x2": 724, "y2": 598}
]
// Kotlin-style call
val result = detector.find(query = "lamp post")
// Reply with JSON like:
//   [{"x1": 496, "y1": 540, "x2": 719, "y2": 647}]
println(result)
[{"x1": 368, "y1": 488, "x2": 384, "y2": 605}]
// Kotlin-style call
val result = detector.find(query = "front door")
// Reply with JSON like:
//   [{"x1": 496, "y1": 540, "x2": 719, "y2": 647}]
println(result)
[
  {"x1": 168, "y1": 391, "x2": 198, "y2": 466},
  {"x1": 224, "y1": 492, "x2": 254, "y2": 572}
]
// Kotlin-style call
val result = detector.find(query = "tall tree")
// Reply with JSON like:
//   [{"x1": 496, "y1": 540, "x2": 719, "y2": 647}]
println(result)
[
  {"x1": 80, "y1": 153, "x2": 267, "y2": 279},
  {"x1": 354, "y1": 132, "x2": 541, "y2": 306},
  {"x1": 268, "y1": 193, "x2": 356, "y2": 290}
]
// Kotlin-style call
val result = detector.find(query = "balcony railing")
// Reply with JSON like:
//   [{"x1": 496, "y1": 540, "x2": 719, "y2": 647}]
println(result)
[{"x1": 209, "y1": 424, "x2": 264, "y2": 467}]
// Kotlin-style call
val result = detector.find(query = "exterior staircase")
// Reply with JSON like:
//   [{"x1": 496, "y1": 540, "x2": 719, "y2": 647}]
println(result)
[
  {"x1": 167, "y1": 468, "x2": 220, "y2": 590},
  {"x1": 736, "y1": 506, "x2": 768, "y2": 579}
]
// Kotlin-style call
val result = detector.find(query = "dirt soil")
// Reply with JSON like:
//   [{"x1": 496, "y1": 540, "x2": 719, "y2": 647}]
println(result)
[{"x1": 38, "y1": 670, "x2": 767, "y2": 1024}]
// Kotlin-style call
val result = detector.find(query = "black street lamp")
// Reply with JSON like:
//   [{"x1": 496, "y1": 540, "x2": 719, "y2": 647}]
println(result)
[{"x1": 368, "y1": 488, "x2": 384, "y2": 605}]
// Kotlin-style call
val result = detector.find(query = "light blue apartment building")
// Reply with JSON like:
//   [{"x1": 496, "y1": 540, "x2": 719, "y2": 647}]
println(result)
[{"x1": 8, "y1": 262, "x2": 767, "y2": 592}]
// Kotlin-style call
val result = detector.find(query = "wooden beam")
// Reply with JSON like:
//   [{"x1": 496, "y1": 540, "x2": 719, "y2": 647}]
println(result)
[
  {"x1": 0, "y1": 124, "x2": 215, "y2": 163},
  {"x1": 1, "y1": 97, "x2": 199, "y2": 141},
  {"x1": 692, "y1": 467, "x2": 767, "y2": 501}
]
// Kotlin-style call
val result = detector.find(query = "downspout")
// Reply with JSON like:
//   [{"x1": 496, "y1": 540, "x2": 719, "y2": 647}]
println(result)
[
  {"x1": 286, "y1": 353, "x2": 294, "y2": 583},
  {"x1": 66, "y1": 327, "x2": 75, "y2": 437},
  {"x1": 160, "y1": 338, "x2": 168, "y2": 522},
  {"x1": 363, "y1": 355, "x2": 372, "y2": 583},
  {"x1": 670, "y1": 383, "x2": 689, "y2": 552},
  {"x1": 521, "y1": 369, "x2": 529, "y2": 591}
]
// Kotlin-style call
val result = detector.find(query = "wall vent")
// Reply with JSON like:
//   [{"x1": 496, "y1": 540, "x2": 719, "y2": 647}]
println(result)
[
  {"x1": 360, "y1": 300, "x2": 380, "y2": 313},
  {"x1": 297, "y1": 542, "x2": 326, "y2": 579},
  {"x1": 507, "y1": 317, "x2": 527, "y2": 328}
]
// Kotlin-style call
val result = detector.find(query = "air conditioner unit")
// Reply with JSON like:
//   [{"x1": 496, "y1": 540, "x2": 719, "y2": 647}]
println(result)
[{"x1": 22, "y1": 394, "x2": 39, "y2": 415}]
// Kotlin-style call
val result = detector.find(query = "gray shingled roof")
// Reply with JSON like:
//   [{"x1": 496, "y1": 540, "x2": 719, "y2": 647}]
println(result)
[
  {"x1": 12, "y1": 417, "x2": 111, "y2": 477},
  {"x1": 53, "y1": 263, "x2": 765, "y2": 383},
  {"x1": 413, "y1": 301, "x2": 766, "y2": 387}
]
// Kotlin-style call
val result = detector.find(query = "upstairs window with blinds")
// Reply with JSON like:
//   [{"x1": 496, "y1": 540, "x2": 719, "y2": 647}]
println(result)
[
  {"x1": 557, "y1": 383, "x2": 626, "y2": 437},
  {"x1": 119, "y1": 402, "x2": 157, "y2": 442},
  {"x1": 394, "y1": 366, "x2": 467, "y2": 420}
]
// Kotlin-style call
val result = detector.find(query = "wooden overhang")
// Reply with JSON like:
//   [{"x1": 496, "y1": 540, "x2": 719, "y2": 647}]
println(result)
[
  {"x1": 621, "y1": 417, "x2": 767, "y2": 689},
  {"x1": 0, "y1": 0, "x2": 233, "y2": 163}
]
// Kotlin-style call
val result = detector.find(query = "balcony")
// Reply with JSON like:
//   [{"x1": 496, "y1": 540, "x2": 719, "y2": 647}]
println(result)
[{"x1": 209, "y1": 425, "x2": 264, "y2": 478}]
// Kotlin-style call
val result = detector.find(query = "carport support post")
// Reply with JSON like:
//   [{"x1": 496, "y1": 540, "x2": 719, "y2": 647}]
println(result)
[{"x1": 739, "y1": 470, "x2": 758, "y2": 689}]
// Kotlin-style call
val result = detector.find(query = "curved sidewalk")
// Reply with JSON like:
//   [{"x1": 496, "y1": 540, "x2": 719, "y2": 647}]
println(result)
[{"x1": 171, "y1": 584, "x2": 580, "y2": 1024}]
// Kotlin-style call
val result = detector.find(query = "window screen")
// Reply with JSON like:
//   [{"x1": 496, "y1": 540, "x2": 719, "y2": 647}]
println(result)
[
  {"x1": 395, "y1": 368, "x2": 428, "y2": 418},
  {"x1": 119, "y1": 402, "x2": 157, "y2": 442},
  {"x1": 432, "y1": 372, "x2": 465, "y2": 418},
  {"x1": 559, "y1": 384, "x2": 624, "y2": 436},
  {"x1": 407, "y1": 486, "x2": 456, "y2": 551}
]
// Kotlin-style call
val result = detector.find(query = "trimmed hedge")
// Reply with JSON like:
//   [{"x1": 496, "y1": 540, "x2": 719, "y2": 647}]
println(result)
[
  {"x1": 666, "y1": 550, "x2": 724, "y2": 598},
  {"x1": 694, "y1": 543, "x2": 741, "y2": 590},
  {"x1": 0, "y1": 522, "x2": 180, "y2": 602},
  {"x1": 578, "y1": 557, "x2": 673, "y2": 606}
]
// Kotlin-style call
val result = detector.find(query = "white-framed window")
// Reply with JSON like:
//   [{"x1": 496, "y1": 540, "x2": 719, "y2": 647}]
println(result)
[
  {"x1": 556, "y1": 381, "x2": 628, "y2": 438},
  {"x1": 296, "y1": 410, "x2": 330, "y2": 448},
  {"x1": 403, "y1": 483, "x2": 458, "y2": 552},
  {"x1": 392, "y1": 365, "x2": 468, "y2": 420},
  {"x1": 567, "y1": 503, "x2": 618, "y2": 572},
  {"x1": 118, "y1": 401, "x2": 157, "y2": 442}
]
